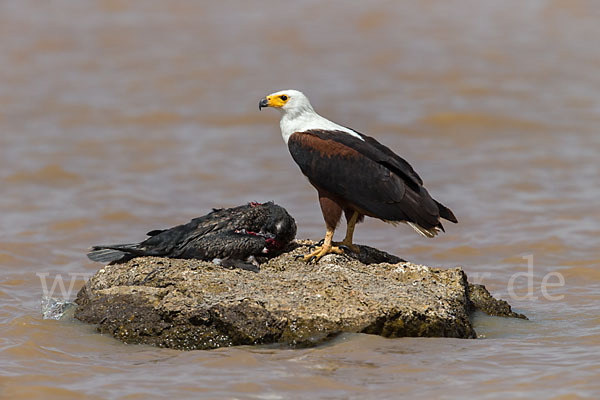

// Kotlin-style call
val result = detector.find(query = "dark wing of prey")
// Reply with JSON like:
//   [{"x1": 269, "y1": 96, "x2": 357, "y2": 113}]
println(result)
[{"x1": 87, "y1": 206, "x2": 249, "y2": 263}]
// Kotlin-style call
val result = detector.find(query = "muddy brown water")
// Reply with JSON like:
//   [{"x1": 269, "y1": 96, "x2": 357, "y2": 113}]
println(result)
[{"x1": 1, "y1": 1, "x2": 599, "y2": 398}]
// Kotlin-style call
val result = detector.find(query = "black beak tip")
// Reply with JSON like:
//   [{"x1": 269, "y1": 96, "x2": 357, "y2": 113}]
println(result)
[{"x1": 259, "y1": 97, "x2": 269, "y2": 111}]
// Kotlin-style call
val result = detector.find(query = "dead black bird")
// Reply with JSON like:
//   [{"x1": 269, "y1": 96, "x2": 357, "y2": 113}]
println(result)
[{"x1": 87, "y1": 202, "x2": 296, "y2": 267}]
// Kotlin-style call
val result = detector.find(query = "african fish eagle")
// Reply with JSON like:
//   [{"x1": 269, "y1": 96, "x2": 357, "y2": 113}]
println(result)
[{"x1": 259, "y1": 90, "x2": 457, "y2": 262}]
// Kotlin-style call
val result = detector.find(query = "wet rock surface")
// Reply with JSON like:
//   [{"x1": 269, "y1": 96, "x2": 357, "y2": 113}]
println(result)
[
  {"x1": 467, "y1": 284, "x2": 528, "y2": 319},
  {"x1": 75, "y1": 240, "x2": 525, "y2": 350}
]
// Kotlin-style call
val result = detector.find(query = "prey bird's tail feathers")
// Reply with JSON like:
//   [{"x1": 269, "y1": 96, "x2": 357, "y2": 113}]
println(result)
[{"x1": 87, "y1": 243, "x2": 143, "y2": 263}]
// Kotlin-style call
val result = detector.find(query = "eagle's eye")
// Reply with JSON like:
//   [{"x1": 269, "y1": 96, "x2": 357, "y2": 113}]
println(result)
[{"x1": 280, "y1": 95, "x2": 288, "y2": 101}]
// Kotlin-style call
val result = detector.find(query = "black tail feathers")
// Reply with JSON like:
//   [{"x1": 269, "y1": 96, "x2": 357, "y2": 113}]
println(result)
[
  {"x1": 435, "y1": 201, "x2": 458, "y2": 224},
  {"x1": 87, "y1": 243, "x2": 140, "y2": 263}
]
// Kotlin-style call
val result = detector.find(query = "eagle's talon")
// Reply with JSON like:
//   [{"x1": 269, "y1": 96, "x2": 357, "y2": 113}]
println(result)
[
  {"x1": 294, "y1": 254, "x2": 305, "y2": 261},
  {"x1": 332, "y1": 241, "x2": 360, "y2": 254},
  {"x1": 299, "y1": 243, "x2": 344, "y2": 263}
]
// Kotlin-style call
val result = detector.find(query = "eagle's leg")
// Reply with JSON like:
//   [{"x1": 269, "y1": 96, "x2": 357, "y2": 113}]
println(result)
[
  {"x1": 302, "y1": 228, "x2": 344, "y2": 263},
  {"x1": 333, "y1": 210, "x2": 360, "y2": 253},
  {"x1": 300, "y1": 194, "x2": 344, "y2": 263}
]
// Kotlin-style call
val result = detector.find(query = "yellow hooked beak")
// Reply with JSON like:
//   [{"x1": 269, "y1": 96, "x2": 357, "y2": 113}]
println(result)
[{"x1": 259, "y1": 94, "x2": 288, "y2": 110}]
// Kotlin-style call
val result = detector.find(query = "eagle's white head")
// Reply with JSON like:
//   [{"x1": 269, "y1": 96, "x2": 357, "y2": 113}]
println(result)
[
  {"x1": 259, "y1": 89, "x2": 362, "y2": 144},
  {"x1": 259, "y1": 89, "x2": 314, "y2": 117}
]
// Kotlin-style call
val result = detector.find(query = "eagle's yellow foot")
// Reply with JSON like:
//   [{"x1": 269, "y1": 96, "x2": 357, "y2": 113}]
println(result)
[
  {"x1": 333, "y1": 240, "x2": 360, "y2": 254},
  {"x1": 299, "y1": 243, "x2": 344, "y2": 263},
  {"x1": 310, "y1": 239, "x2": 359, "y2": 254}
]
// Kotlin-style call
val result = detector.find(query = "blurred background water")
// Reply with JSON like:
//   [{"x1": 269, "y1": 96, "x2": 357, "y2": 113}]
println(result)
[{"x1": 1, "y1": 1, "x2": 599, "y2": 398}]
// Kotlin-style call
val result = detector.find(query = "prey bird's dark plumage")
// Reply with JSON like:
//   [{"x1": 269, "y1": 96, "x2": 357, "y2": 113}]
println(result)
[{"x1": 87, "y1": 202, "x2": 296, "y2": 264}]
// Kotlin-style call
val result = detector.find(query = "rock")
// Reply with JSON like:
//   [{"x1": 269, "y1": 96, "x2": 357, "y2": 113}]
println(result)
[
  {"x1": 467, "y1": 284, "x2": 528, "y2": 319},
  {"x1": 74, "y1": 241, "x2": 525, "y2": 350}
]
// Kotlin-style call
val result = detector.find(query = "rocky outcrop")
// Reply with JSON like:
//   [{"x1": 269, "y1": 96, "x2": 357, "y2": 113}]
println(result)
[
  {"x1": 75, "y1": 241, "x2": 525, "y2": 350},
  {"x1": 468, "y1": 284, "x2": 527, "y2": 319}
]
